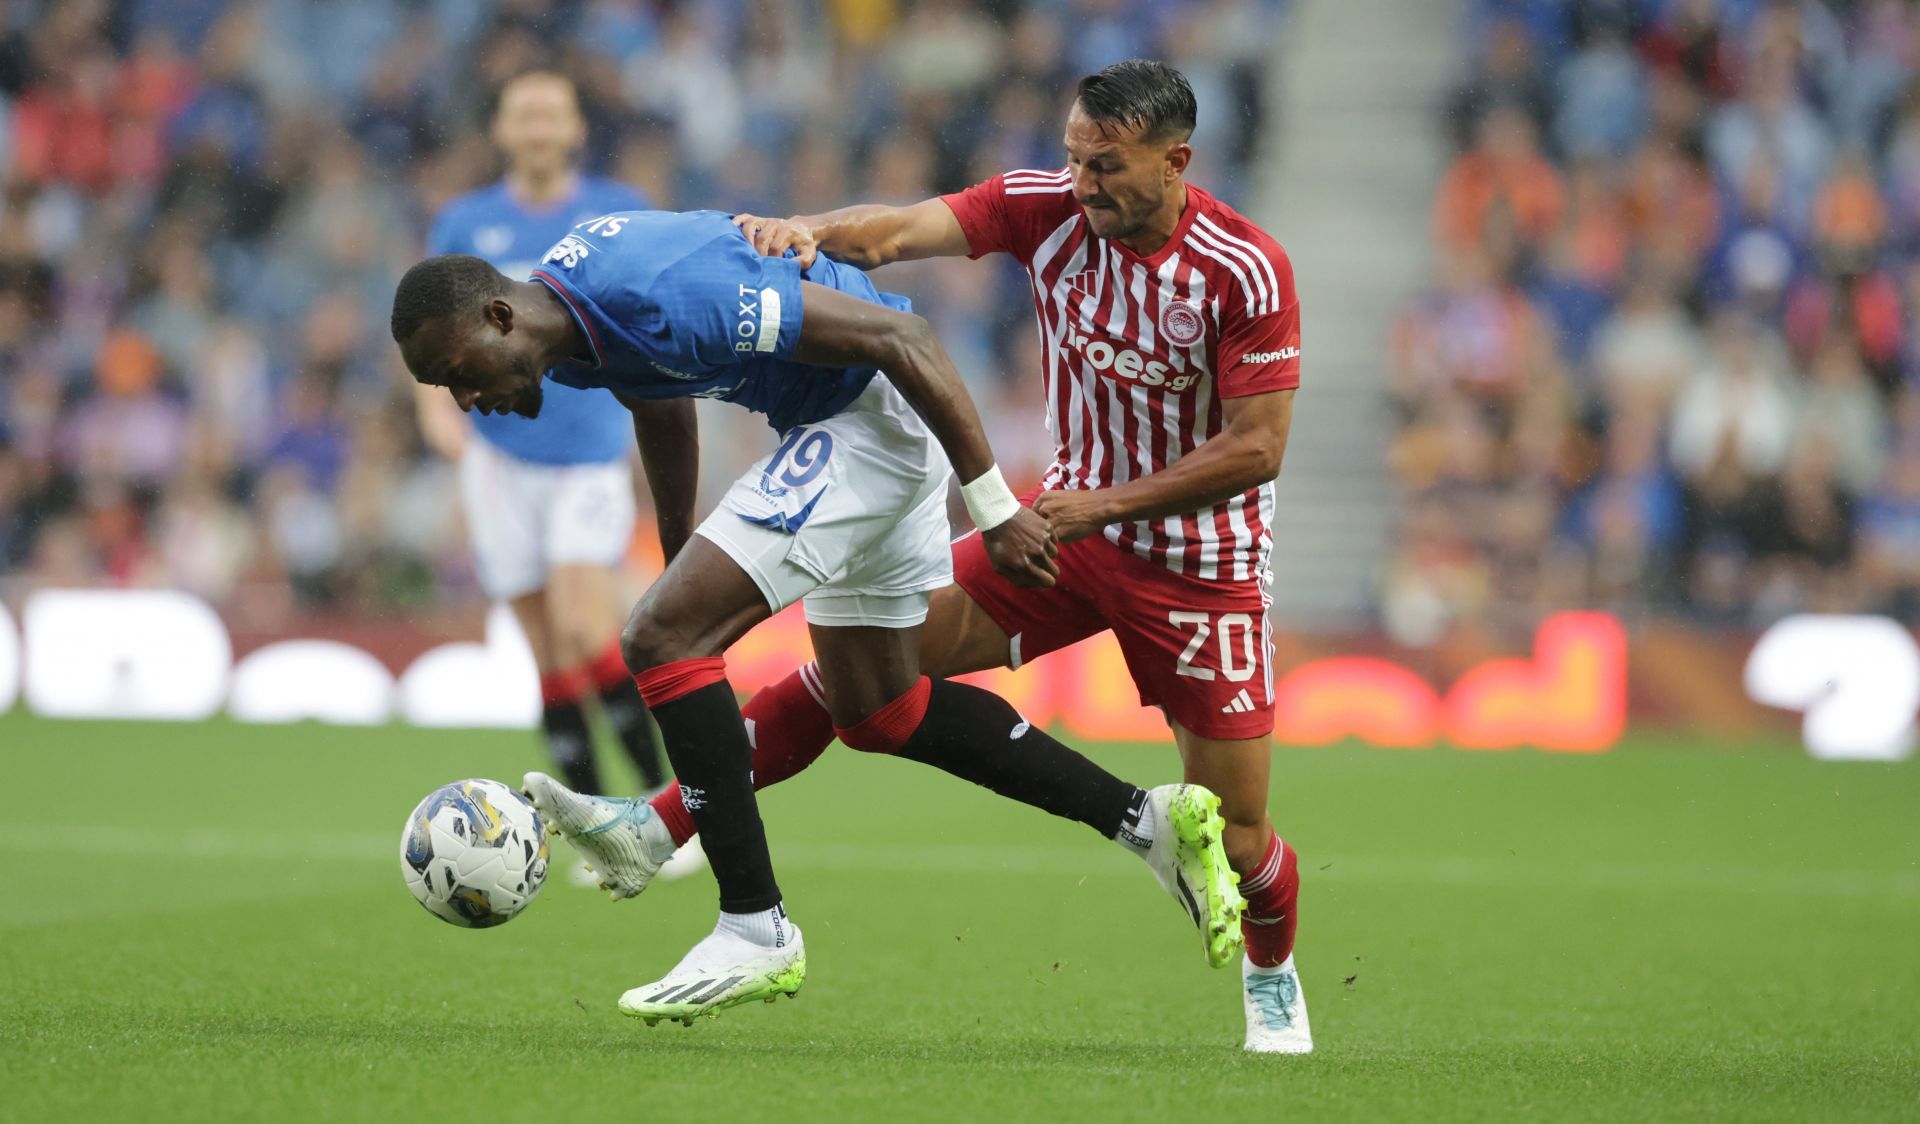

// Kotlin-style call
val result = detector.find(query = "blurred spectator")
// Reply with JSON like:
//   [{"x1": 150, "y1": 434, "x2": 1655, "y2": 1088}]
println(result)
[
  {"x1": 1748, "y1": 429, "x2": 1858, "y2": 616},
  {"x1": 1706, "y1": 42, "x2": 1830, "y2": 232},
  {"x1": 58, "y1": 328, "x2": 186, "y2": 487},
  {"x1": 1702, "y1": 157, "x2": 1803, "y2": 317},
  {"x1": 1433, "y1": 104, "x2": 1565, "y2": 253},
  {"x1": 1795, "y1": 334, "x2": 1890, "y2": 493},
  {"x1": 1668, "y1": 314, "x2": 1797, "y2": 484},
  {"x1": 1558, "y1": 403, "x2": 1687, "y2": 608},
  {"x1": 1554, "y1": 14, "x2": 1644, "y2": 159},
  {"x1": 153, "y1": 462, "x2": 255, "y2": 602},
  {"x1": 1528, "y1": 157, "x2": 1631, "y2": 364},
  {"x1": 1391, "y1": 244, "x2": 1561, "y2": 408},
  {"x1": 1639, "y1": 0, "x2": 1737, "y2": 102},
  {"x1": 1589, "y1": 273, "x2": 1705, "y2": 413},
  {"x1": 1858, "y1": 427, "x2": 1920, "y2": 616},
  {"x1": 1446, "y1": 17, "x2": 1551, "y2": 151}
]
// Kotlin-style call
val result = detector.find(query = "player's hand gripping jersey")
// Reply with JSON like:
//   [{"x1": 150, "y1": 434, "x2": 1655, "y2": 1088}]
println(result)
[{"x1": 942, "y1": 171, "x2": 1300, "y2": 584}]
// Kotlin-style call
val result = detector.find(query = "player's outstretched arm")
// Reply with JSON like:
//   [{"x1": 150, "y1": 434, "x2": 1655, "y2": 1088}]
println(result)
[
  {"x1": 1033, "y1": 390, "x2": 1295, "y2": 544},
  {"x1": 790, "y1": 281, "x2": 1056, "y2": 588},
  {"x1": 734, "y1": 199, "x2": 969, "y2": 271},
  {"x1": 619, "y1": 394, "x2": 699, "y2": 565}
]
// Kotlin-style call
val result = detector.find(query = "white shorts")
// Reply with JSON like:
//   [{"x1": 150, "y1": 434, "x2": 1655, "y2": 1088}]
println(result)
[
  {"x1": 458, "y1": 436, "x2": 636, "y2": 600},
  {"x1": 694, "y1": 378, "x2": 954, "y2": 629}
]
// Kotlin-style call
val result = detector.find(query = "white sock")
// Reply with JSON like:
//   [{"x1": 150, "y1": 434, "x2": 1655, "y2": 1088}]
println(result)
[
  {"x1": 1112, "y1": 786, "x2": 1154, "y2": 857},
  {"x1": 716, "y1": 902, "x2": 791, "y2": 949}
]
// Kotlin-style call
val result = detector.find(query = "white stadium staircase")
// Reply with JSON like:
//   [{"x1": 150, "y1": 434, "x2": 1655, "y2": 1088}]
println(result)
[{"x1": 1251, "y1": 0, "x2": 1463, "y2": 630}]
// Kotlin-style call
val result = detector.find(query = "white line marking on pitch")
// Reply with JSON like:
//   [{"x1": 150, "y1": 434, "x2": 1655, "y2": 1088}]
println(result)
[{"x1": 5, "y1": 826, "x2": 1916, "y2": 904}]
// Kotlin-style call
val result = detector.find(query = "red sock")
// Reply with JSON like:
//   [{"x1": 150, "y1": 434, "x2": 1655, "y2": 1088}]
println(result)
[
  {"x1": 647, "y1": 662, "x2": 836, "y2": 845},
  {"x1": 539, "y1": 667, "x2": 590, "y2": 707},
  {"x1": 585, "y1": 639, "x2": 630, "y2": 694},
  {"x1": 833, "y1": 677, "x2": 930, "y2": 753},
  {"x1": 1240, "y1": 832, "x2": 1300, "y2": 968}
]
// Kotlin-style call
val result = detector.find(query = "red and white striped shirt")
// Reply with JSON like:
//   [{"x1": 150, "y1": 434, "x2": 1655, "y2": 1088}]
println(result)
[{"x1": 941, "y1": 169, "x2": 1302, "y2": 583}]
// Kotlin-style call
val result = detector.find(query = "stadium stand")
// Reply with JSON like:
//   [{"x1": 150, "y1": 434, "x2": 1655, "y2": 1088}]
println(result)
[{"x1": 1383, "y1": 0, "x2": 1920, "y2": 645}]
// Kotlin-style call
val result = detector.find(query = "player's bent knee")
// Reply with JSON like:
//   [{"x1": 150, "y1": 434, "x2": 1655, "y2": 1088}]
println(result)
[{"x1": 619, "y1": 610, "x2": 697, "y2": 674}]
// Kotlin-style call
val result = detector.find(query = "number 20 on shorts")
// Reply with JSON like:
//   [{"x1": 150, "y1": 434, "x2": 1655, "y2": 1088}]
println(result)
[{"x1": 1169, "y1": 610, "x2": 1259, "y2": 682}]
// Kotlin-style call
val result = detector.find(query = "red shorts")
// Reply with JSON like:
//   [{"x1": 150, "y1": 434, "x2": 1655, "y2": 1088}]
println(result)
[{"x1": 952, "y1": 522, "x2": 1275, "y2": 740}]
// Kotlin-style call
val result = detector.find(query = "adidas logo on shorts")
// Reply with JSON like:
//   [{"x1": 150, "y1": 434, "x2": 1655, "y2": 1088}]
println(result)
[{"x1": 1221, "y1": 689, "x2": 1256, "y2": 715}]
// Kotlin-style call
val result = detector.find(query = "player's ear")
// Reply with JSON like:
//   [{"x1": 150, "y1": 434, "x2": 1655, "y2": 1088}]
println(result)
[
  {"x1": 1165, "y1": 142, "x2": 1192, "y2": 181},
  {"x1": 484, "y1": 297, "x2": 514, "y2": 334}
]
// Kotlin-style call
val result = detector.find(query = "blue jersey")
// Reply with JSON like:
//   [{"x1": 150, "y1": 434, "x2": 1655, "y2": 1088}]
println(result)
[
  {"x1": 530, "y1": 211, "x2": 908, "y2": 433},
  {"x1": 427, "y1": 176, "x2": 649, "y2": 465}
]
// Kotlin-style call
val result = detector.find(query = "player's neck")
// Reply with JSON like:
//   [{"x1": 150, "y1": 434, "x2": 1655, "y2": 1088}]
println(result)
[
  {"x1": 519, "y1": 281, "x2": 590, "y2": 366},
  {"x1": 506, "y1": 166, "x2": 579, "y2": 208},
  {"x1": 1117, "y1": 182, "x2": 1190, "y2": 258}
]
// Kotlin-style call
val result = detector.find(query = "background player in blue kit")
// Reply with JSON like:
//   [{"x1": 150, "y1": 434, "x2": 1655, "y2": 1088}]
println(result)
[
  {"x1": 415, "y1": 72, "x2": 670, "y2": 806},
  {"x1": 389, "y1": 208, "x2": 1244, "y2": 1023}
]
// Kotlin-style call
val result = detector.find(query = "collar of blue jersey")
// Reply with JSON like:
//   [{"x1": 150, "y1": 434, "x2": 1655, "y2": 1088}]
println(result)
[{"x1": 529, "y1": 269, "x2": 605, "y2": 369}]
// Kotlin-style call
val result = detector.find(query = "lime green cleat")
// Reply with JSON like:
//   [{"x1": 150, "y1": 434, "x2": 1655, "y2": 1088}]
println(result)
[
  {"x1": 1144, "y1": 784, "x2": 1246, "y2": 969},
  {"x1": 618, "y1": 924, "x2": 806, "y2": 1026}
]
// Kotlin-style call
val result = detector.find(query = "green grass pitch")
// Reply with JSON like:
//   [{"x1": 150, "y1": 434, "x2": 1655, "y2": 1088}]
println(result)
[{"x1": 3, "y1": 712, "x2": 1916, "y2": 1121}]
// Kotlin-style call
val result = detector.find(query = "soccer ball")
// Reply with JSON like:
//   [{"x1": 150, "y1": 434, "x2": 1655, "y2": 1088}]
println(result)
[{"x1": 399, "y1": 779, "x2": 550, "y2": 928}]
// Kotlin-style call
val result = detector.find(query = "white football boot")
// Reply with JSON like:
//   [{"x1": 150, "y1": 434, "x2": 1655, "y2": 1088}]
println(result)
[
  {"x1": 1141, "y1": 784, "x2": 1246, "y2": 968},
  {"x1": 1242, "y1": 954, "x2": 1314, "y2": 1053},
  {"x1": 521, "y1": 772, "x2": 678, "y2": 900},
  {"x1": 619, "y1": 920, "x2": 806, "y2": 1026}
]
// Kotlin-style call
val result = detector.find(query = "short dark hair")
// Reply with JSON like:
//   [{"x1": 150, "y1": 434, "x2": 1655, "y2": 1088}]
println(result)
[
  {"x1": 490, "y1": 69, "x2": 580, "y2": 122},
  {"x1": 390, "y1": 255, "x2": 509, "y2": 343},
  {"x1": 1075, "y1": 59, "x2": 1197, "y2": 143}
]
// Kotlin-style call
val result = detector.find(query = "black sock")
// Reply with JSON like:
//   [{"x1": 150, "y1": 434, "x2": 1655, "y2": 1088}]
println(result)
[
  {"x1": 895, "y1": 680, "x2": 1146, "y2": 839},
  {"x1": 599, "y1": 679, "x2": 668, "y2": 789},
  {"x1": 650, "y1": 678, "x2": 781, "y2": 913},
  {"x1": 541, "y1": 701, "x2": 600, "y2": 795}
]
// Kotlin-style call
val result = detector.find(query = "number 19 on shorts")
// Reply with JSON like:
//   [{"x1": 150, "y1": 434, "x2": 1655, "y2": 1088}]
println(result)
[{"x1": 1169, "y1": 611, "x2": 1260, "y2": 682}]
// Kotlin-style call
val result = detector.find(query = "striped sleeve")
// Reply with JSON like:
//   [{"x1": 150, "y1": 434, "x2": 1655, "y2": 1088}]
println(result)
[
  {"x1": 1192, "y1": 214, "x2": 1300, "y2": 396},
  {"x1": 940, "y1": 168, "x2": 1075, "y2": 263},
  {"x1": 1216, "y1": 301, "x2": 1301, "y2": 396}
]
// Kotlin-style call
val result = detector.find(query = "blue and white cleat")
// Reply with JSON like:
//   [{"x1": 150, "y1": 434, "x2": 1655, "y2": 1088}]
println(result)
[
  {"x1": 521, "y1": 772, "x2": 678, "y2": 900},
  {"x1": 1142, "y1": 784, "x2": 1246, "y2": 969},
  {"x1": 619, "y1": 922, "x2": 806, "y2": 1026},
  {"x1": 1243, "y1": 954, "x2": 1314, "y2": 1053}
]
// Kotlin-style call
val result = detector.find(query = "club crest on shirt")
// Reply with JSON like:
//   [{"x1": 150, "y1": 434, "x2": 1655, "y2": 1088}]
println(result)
[{"x1": 1160, "y1": 300, "x2": 1206, "y2": 347}]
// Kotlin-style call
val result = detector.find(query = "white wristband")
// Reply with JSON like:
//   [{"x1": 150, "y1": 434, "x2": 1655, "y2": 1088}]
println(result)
[{"x1": 960, "y1": 464, "x2": 1022, "y2": 532}]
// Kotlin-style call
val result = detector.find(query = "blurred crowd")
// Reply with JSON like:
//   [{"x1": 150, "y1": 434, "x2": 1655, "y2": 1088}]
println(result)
[
  {"x1": 1383, "y1": 0, "x2": 1920, "y2": 645},
  {"x1": 0, "y1": 0, "x2": 1278, "y2": 628}
]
